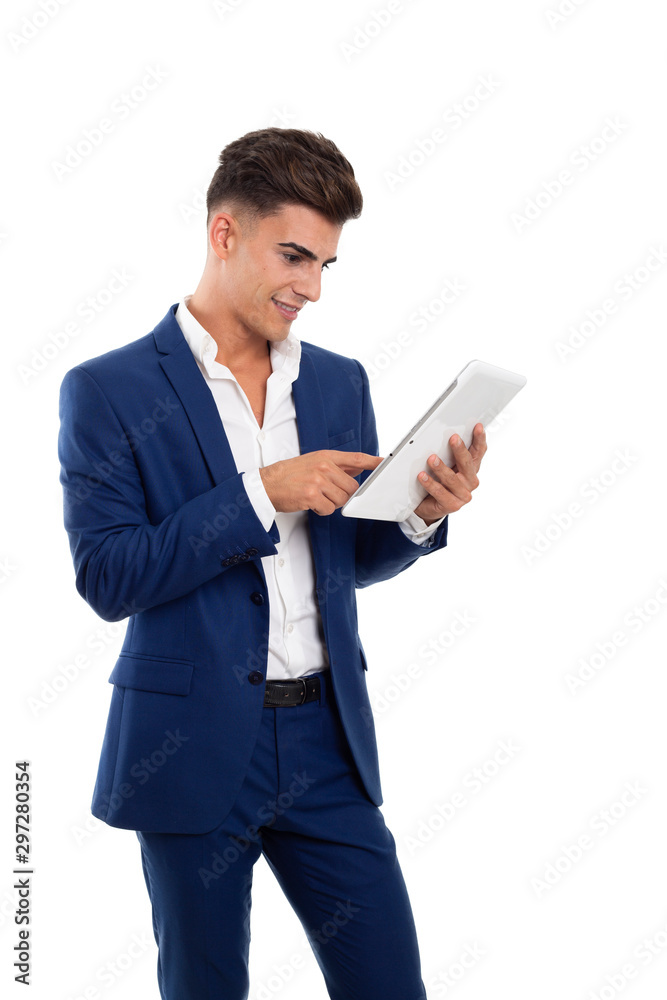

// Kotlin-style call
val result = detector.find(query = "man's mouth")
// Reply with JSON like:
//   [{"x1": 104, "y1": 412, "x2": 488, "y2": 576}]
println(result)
[{"x1": 272, "y1": 298, "x2": 300, "y2": 320}]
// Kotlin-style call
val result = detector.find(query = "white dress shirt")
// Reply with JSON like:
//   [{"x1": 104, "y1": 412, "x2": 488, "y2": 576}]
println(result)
[{"x1": 175, "y1": 295, "x2": 444, "y2": 680}]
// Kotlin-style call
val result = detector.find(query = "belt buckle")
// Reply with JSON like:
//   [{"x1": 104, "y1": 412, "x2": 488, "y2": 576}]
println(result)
[{"x1": 296, "y1": 677, "x2": 307, "y2": 705}]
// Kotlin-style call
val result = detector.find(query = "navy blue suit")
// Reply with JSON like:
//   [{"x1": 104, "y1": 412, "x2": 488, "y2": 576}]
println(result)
[{"x1": 58, "y1": 303, "x2": 449, "y2": 998}]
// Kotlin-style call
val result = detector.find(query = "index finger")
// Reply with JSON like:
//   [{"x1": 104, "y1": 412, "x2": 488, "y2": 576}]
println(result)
[
  {"x1": 327, "y1": 451, "x2": 384, "y2": 474},
  {"x1": 469, "y1": 423, "x2": 487, "y2": 462}
]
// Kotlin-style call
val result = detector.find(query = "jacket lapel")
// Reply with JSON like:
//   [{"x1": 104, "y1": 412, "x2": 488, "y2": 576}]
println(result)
[
  {"x1": 154, "y1": 304, "x2": 239, "y2": 486},
  {"x1": 292, "y1": 348, "x2": 332, "y2": 595},
  {"x1": 153, "y1": 306, "x2": 332, "y2": 592}
]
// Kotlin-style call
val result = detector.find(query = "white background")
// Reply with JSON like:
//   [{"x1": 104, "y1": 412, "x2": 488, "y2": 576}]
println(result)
[{"x1": 2, "y1": 1, "x2": 666, "y2": 998}]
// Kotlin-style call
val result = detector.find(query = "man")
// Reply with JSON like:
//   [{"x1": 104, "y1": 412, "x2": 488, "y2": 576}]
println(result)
[{"x1": 58, "y1": 127, "x2": 486, "y2": 1000}]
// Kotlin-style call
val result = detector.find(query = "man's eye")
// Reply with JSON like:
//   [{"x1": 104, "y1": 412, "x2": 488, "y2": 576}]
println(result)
[{"x1": 283, "y1": 253, "x2": 301, "y2": 264}]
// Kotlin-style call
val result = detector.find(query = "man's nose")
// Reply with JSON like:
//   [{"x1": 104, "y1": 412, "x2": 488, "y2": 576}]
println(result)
[{"x1": 293, "y1": 268, "x2": 322, "y2": 303}]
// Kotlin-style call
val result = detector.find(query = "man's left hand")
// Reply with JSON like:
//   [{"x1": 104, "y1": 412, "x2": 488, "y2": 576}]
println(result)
[{"x1": 413, "y1": 423, "x2": 487, "y2": 525}]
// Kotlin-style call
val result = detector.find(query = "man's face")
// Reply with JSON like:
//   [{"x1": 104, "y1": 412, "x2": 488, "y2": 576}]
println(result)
[{"x1": 217, "y1": 203, "x2": 342, "y2": 345}]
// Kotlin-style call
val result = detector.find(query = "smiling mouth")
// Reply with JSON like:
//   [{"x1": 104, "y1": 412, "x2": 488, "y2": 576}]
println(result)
[{"x1": 272, "y1": 298, "x2": 301, "y2": 319}]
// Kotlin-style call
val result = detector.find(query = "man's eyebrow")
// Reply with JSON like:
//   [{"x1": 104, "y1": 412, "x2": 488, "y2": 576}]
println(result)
[{"x1": 276, "y1": 242, "x2": 337, "y2": 265}]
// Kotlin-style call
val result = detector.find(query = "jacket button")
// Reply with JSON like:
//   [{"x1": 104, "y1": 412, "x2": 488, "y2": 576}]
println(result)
[
  {"x1": 250, "y1": 592, "x2": 265, "y2": 605},
  {"x1": 246, "y1": 547, "x2": 259, "y2": 556},
  {"x1": 238, "y1": 552, "x2": 249, "y2": 561},
  {"x1": 248, "y1": 671, "x2": 264, "y2": 685},
  {"x1": 221, "y1": 557, "x2": 232, "y2": 567}
]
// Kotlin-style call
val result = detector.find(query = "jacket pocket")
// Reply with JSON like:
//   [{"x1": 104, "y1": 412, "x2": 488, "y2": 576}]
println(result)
[{"x1": 108, "y1": 653, "x2": 194, "y2": 696}]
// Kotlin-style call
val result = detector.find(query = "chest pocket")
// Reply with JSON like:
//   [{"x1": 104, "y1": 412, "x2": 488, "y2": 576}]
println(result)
[{"x1": 328, "y1": 428, "x2": 357, "y2": 449}]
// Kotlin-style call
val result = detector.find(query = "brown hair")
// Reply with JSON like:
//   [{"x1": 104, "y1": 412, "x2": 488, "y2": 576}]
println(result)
[{"x1": 206, "y1": 127, "x2": 363, "y2": 234}]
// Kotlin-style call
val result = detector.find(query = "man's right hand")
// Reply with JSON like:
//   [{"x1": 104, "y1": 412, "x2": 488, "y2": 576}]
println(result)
[{"x1": 259, "y1": 450, "x2": 383, "y2": 516}]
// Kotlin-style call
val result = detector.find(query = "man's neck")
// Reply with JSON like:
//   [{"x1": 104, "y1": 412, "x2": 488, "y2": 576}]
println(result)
[{"x1": 187, "y1": 288, "x2": 270, "y2": 371}]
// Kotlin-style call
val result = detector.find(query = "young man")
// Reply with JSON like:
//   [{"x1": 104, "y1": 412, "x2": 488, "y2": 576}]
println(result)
[{"x1": 58, "y1": 127, "x2": 486, "y2": 1000}]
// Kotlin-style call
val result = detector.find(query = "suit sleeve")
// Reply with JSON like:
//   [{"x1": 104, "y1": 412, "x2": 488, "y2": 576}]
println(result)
[
  {"x1": 58, "y1": 366, "x2": 279, "y2": 622},
  {"x1": 352, "y1": 360, "x2": 448, "y2": 588}
]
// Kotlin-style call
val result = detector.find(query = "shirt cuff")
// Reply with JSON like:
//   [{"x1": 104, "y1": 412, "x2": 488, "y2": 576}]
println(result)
[
  {"x1": 399, "y1": 510, "x2": 447, "y2": 547},
  {"x1": 242, "y1": 469, "x2": 277, "y2": 533}
]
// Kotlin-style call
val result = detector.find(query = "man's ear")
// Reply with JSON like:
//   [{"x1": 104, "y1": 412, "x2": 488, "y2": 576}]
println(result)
[{"x1": 209, "y1": 212, "x2": 236, "y2": 261}]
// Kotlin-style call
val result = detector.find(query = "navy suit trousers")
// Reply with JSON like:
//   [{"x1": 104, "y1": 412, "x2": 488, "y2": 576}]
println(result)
[{"x1": 137, "y1": 670, "x2": 428, "y2": 1000}]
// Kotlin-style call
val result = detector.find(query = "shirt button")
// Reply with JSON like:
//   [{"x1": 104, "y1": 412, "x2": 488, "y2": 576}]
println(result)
[
  {"x1": 286, "y1": 623, "x2": 294, "y2": 634},
  {"x1": 250, "y1": 592, "x2": 265, "y2": 605},
  {"x1": 248, "y1": 671, "x2": 264, "y2": 685},
  {"x1": 278, "y1": 558, "x2": 285, "y2": 568}
]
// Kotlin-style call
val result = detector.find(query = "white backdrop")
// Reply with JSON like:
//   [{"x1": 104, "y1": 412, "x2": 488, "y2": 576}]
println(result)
[{"x1": 2, "y1": 1, "x2": 666, "y2": 998}]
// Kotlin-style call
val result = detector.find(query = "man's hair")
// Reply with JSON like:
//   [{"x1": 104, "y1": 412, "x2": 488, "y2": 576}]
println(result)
[{"x1": 205, "y1": 127, "x2": 363, "y2": 236}]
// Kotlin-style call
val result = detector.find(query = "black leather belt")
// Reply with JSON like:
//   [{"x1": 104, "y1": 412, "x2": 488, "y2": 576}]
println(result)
[{"x1": 263, "y1": 675, "x2": 321, "y2": 707}]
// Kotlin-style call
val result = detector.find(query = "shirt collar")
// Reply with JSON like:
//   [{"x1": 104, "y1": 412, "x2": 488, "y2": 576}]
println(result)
[{"x1": 176, "y1": 294, "x2": 301, "y2": 383}]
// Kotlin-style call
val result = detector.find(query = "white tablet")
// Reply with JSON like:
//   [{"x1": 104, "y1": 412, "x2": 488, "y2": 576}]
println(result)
[{"x1": 341, "y1": 359, "x2": 526, "y2": 521}]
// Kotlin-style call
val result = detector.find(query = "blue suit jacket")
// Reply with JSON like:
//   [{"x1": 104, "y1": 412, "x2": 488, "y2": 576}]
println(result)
[{"x1": 58, "y1": 304, "x2": 448, "y2": 833}]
